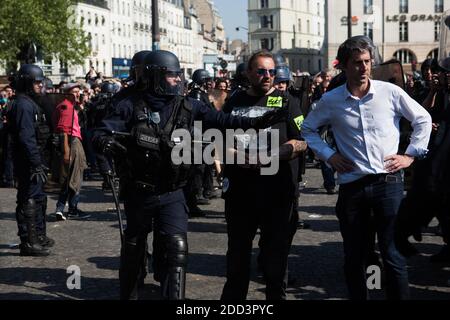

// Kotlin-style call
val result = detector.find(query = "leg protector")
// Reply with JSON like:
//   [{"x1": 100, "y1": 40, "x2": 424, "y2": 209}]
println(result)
[
  {"x1": 18, "y1": 199, "x2": 50, "y2": 256},
  {"x1": 119, "y1": 237, "x2": 147, "y2": 300},
  {"x1": 155, "y1": 233, "x2": 188, "y2": 300}
]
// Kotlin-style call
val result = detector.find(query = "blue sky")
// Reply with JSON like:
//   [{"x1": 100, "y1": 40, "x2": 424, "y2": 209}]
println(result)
[{"x1": 214, "y1": 0, "x2": 248, "y2": 41}]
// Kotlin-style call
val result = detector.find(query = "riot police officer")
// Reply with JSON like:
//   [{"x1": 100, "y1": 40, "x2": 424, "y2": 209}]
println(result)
[
  {"x1": 8, "y1": 64, "x2": 54, "y2": 256},
  {"x1": 94, "y1": 50, "x2": 284, "y2": 300},
  {"x1": 229, "y1": 62, "x2": 250, "y2": 98},
  {"x1": 188, "y1": 69, "x2": 213, "y2": 106},
  {"x1": 111, "y1": 50, "x2": 151, "y2": 107}
]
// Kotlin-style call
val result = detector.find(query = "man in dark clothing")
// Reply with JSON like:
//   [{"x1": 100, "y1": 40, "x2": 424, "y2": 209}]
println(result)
[
  {"x1": 221, "y1": 50, "x2": 307, "y2": 300},
  {"x1": 8, "y1": 65, "x2": 54, "y2": 256}
]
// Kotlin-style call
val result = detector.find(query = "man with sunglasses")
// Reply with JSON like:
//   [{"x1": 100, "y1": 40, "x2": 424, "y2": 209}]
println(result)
[
  {"x1": 93, "y1": 50, "x2": 285, "y2": 300},
  {"x1": 220, "y1": 50, "x2": 307, "y2": 300}
]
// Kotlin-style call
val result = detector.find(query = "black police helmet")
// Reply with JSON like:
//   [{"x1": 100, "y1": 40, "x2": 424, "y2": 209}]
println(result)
[
  {"x1": 145, "y1": 50, "x2": 181, "y2": 72},
  {"x1": 101, "y1": 81, "x2": 117, "y2": 94},
  {"x1": 192, "y1": 69, "x2": 212, "y2": 85},
  {"x1": 15, "y1": 64, "x2": 44, "y2": 93},
  {"x1": 132, "y1": 50, "x2": 152, "y2": 68},
  {"x1": 234, "y1": 63, "x2": 248, "y2": 81},
  {"x1": 143, "y1": 50, "x2": 184, "y2": 96}
]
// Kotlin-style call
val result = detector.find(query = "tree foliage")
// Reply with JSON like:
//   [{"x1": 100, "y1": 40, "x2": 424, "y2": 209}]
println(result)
[{"x1": 0, "y1": 0, "x2": 90, "y2": 70}]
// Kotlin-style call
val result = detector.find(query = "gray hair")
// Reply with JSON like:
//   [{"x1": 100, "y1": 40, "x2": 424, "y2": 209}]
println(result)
[{"x1": 336, "y1": 35, "x2": 378, "y2": 69}]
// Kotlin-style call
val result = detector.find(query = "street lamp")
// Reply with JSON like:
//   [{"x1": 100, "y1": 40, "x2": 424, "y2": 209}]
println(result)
[{"x1": 235, "y1": 26, "x2": 248, "y2": 32}]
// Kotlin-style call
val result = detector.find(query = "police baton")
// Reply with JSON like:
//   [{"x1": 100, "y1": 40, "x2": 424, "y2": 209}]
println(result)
[{"x1": 106, "y1": 158, "x2": 125, "y2": 244}]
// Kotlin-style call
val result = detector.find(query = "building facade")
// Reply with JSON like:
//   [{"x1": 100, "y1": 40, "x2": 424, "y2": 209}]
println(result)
[
  {"x1": 248, "y1": 0, "x2": 326, "y2": 74},
  {"x1": 326, "y1": 0, "x2": 450, "y2": 70},
  {"x1": 9, "y1": 0, "x2": 227, "y2": 81}
]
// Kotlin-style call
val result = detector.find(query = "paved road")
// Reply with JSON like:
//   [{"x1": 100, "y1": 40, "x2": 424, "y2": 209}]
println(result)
[{"x1": 0, "y1": 167, "x2": 449, "y2": 300}]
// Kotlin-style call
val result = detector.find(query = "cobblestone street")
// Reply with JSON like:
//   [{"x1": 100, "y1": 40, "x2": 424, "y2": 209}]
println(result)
[{"x1": 0, "y1": 167, "x2": 449, "y2": 300}]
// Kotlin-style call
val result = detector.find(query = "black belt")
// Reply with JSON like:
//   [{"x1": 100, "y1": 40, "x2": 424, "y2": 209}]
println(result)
[{"x1": 342, "y1": 171, "x2": 403, "y2": 189}]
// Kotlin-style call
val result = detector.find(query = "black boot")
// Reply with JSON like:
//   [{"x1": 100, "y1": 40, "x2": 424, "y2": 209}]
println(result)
[
  {"x1": 19, "y1": 199, "x2": 50, "y2": 257},
  {"x1": 37, "y1": 197, "x2": 55, "y2": 248}
]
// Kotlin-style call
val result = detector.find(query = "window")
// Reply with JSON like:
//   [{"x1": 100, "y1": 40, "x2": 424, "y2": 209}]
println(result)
[
  {"x1": 364, "y1": 22, "x2": 373, "y2": 40},
  {"x1": 307, "y1": 20, "x2": 310, "y2": 33},
  {"x1": 364, "y1": 0, "x2": 373, "y2": 14},
  {"x1": 88, "y1": 32, "x2": 92, "y2": 49},
  {"x1": 427, "y1": 48, "x2": 439, "y2": 59},
  {"x1": 399, "y1": 22, "x2": 408, "y2": 42},
  {"x1": 94, "y1": 33, "x2": 98, "y2": 51},
  {"x1": 436, "y1": 0, "x2": 444, "y2": 13},
  {"x1": 318, "y1": 22, "x2": 321, "y2": 36},
  {"x1": 435, "y1": 21, "x2": 441, "y2": 41},
  {"x1": 307, "y1": 0, "x2": 310, "y2": 12},
  {"x1": 298, "y1": 19, "x2": 302, "y2": 33},
  {"x1": 260, "y1": 38, "x2": 273, "y2": 51},
  {"x1": 317, "y1": 2, "x2": 320, "y2": 15},
  {"x1": 394, "y1": 49, "x2": 415, "y2": 64},
  {"x1": 260, "y1": 15, "x2": 273, "y2": 28},
  {"x1": 260, "y1": 0, "x2": 269, "y2": 8},
  {"x1": 399, "y1": 0, "x2": 408, "y2": 13},
  {"x1": 307, "y1": 40, "x2": 310, "y2": 49}
]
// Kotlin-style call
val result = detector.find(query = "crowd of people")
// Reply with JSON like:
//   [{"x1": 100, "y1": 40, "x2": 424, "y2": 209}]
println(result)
[{"x1": 0, "y1": 34, "x2": 448, "y2": 301}]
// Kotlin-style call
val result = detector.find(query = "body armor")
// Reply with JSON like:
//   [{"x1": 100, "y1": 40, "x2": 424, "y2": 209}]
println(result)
[{"x1": 125, "y1": 97, "x2": 193, "y2": 194}]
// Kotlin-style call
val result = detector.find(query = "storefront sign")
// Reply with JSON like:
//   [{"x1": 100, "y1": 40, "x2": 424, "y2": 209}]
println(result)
[{"x1": 386, "y1": 14, "x2": 441, "y2": 22}]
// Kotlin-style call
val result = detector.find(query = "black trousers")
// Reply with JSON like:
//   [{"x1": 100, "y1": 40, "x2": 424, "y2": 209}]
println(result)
[{"x1": 221, "y1": 179, "x2": 296, "y2": 300}]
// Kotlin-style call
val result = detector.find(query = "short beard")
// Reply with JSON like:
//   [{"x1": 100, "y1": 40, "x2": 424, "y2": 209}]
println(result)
[{"x1": 252, "y1": 83, "x2": 271, "y2": 95}]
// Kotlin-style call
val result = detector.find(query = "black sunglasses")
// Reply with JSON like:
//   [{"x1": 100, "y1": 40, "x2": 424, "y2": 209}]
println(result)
[{"x1": 256, "y1": 68, "x2": 276, "y2": 76}]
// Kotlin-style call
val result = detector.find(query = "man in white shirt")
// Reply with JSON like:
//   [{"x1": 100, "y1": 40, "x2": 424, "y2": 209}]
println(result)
[{"x1": 302, "y1": 36, "x2": 432, "y2": 300}]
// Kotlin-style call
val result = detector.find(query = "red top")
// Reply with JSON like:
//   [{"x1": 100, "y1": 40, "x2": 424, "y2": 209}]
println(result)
[{"x1": 53, "y1": 99, "x2": 82, "y2": 140}]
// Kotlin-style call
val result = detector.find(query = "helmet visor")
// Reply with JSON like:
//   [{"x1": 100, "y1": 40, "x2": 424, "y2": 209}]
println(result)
[{"x1": 154, "y1": 69, "x2": 185, "y2": 96}]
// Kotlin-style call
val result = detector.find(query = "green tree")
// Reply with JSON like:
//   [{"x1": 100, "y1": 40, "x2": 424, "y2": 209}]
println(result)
[{"x1": 0, "y1": 0, "x2": 90, "y2": 72}]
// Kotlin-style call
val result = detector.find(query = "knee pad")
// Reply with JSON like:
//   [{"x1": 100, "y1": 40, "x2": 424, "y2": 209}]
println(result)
[
  {"x1": 22, "y1": 199, "x2": 38, "y2": 220},
  {"x1": 166, "y1": 233, "x2": 188, "y2": 267}
]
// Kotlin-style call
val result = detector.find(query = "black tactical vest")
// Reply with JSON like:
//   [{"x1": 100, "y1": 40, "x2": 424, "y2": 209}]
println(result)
[
  {"x1": 127, "y1": 96, "x2": 193, "y2": 194},
  {"x1": 22, "y1": 95, "x2": 52, "y2": 154}
]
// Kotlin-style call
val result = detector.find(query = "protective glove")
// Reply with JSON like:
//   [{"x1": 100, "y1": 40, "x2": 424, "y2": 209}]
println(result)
[
  {"x1": 99, "y1": 136, "x2": 127, "y2": 156},
  {"x1": 30, "y1": 165, "x2": 49, "y2": 185},
  {"x1": 251, "y1": 107, "x2": 288, "y2": 129}
]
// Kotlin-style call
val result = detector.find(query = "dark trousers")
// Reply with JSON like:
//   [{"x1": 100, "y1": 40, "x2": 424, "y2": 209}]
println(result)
[
  {"x1": 15, "y1": 170, "x2": 46, "y2": 238},
  {"x1": 336, "y1": 172, "x2": 409, "y2": 300},
  {"x1": 221, "y1": 181, "x2": 296, "y2": 300},
  {"x1": 119, "y1": 187, "x2": 189, "y2": 299},
  {"x1": 123, "y1": 188, "x2": 188, "y2": 238}
]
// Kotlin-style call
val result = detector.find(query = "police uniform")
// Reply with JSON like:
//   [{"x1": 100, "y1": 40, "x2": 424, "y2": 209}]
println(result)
[{"x1": 9, "y1": 78, "x2": 53, "y2": 256}]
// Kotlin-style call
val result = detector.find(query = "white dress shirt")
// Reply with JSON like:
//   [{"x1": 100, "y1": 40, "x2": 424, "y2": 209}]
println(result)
[{"x1": 302, "y1": 80, "x2": 432, "y2": 184}]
